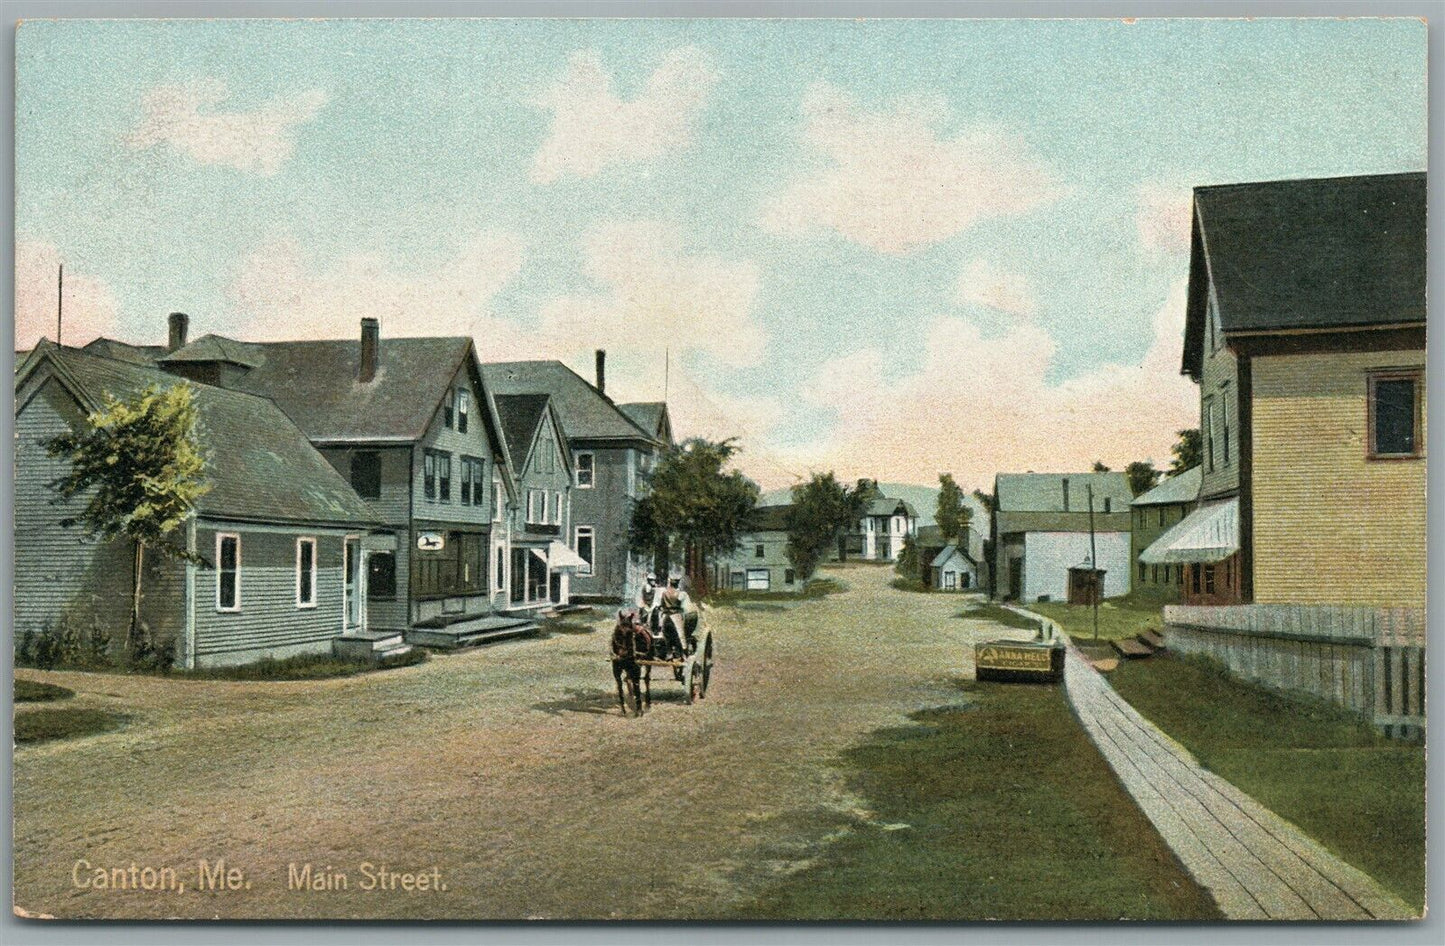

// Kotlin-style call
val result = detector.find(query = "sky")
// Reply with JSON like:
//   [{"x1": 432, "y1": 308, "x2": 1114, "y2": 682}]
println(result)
[{"x1": 14, "y1": 17, "x2": 1427, "y2": 492}]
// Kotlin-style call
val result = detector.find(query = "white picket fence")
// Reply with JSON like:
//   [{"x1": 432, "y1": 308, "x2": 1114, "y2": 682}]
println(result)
[{"x1": 1162, "y1": 604, "x2": 1426, "y2": 740}]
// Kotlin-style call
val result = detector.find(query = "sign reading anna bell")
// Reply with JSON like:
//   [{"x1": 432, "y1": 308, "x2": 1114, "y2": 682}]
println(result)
[{"x1": 975, "y1": 640, "x2": 1065, "y2": 683}]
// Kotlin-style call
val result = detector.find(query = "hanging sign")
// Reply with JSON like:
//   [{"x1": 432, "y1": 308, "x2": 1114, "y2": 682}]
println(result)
[{"x1": 417, "y1": 531, "x2": 446, "y2": 552}]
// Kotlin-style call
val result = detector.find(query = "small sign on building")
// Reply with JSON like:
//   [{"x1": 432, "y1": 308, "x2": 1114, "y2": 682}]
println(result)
[{"x1": 417, "y1": 531, "x2": 446, "y2": 552}]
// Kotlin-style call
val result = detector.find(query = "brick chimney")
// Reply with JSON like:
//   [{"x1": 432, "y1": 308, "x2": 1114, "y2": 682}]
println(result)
[
  {"x1": 595, "y1": 349, "x2": 606, "y2": 396},
  {"x1": 360, "y1": 318, "x2": 379, "y2": 382},
  {"x1": 167, "y1": 312, "x2": 189, "y2": 353}
]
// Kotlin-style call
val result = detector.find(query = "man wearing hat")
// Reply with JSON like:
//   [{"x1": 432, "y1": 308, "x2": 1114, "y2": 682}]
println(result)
[{"x1": 657, "y1": 575, "x2": 693, "y2": 659}]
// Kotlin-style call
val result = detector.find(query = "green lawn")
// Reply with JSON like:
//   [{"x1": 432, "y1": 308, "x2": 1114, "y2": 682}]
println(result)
[
  {"x1": 174, "y1": 649, "x2": 427, "y2": 681},
  {"x1": 15, "y1": 707, "x2": 128, "y2": 744},
  {"x1": 737, "y1": 683, "x2": 1220, "y2": 920},
  {"x1": 15, "y1": 679, "x2": 76, "y2": 702},
  {"x1": 959, "y1": 603, "x2": 1043, "y2": 632},
  {"x1": 1108, "y1": 655, "x2": 1426, "y2": 911},
  {"x1": 1028, "y1": 593, "x2": 1172, "y2": 642}
]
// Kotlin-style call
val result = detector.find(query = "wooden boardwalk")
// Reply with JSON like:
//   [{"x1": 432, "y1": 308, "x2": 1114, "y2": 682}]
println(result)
[{"x1": 1061, "y1": 642, "x2": 1416, "y2": 920}]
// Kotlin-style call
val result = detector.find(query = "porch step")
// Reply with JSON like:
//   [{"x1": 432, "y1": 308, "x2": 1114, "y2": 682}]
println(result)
[
  {"x1": 405, "y1": 615, "x2": 539, "y2": 650},
  {"x1": 333, "y1": 631, "x2": 406, "y2": 663},
  {"x1": 1112, "y1": 637, "x2": 1154, "y2": 659},
  {"x1": 541, "y1": 603, "x2": 596, "y2": 620}
]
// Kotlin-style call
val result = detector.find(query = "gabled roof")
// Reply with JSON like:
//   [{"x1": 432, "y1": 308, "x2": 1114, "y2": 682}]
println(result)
[
  {"x1": 160, "y1": 334, "x2": 474, "y2": 443},
  {"x1": 618, "y1": 401, "x2": 671, "y2": 443},
  {"x1": 1185, "y1": 172, "x2": 1426, "y2": 377},
  {"x1": 866, "y1": 497, "x2": 918, "y2": 518},
  {"x1": 493, "y1": 394, "x2": 553, "y2": 467},
  {"x1": 1132, "y1": 466, "x2": 1203, "y2": 507},
  {"x1": 994, "y1": 472, "x2": 1133, "y2": 513},
  {"x1": 19, "y1": 343, "x2": 377, "y2": 528},
  {"x1": 482, "y1": 360, "x2": 659, "y2": 445}
]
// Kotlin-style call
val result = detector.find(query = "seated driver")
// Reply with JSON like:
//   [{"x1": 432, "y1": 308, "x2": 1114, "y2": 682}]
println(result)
[
  {"x1": 634, "y1": 572, "x2": 661, "y2": 631},
  {"x1": 657, "y1": 576, "x2": 693, "y2": 658}
]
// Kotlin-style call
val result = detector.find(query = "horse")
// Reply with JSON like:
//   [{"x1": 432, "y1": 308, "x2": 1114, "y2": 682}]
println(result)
[{"x1": 610, "y1": 610, "x2": 654, "y2": 716}]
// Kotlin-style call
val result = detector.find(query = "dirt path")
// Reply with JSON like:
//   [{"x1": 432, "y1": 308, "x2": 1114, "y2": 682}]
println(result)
[{"x1": 14, "y1": 565, "x2": 1029, "y2": 920}]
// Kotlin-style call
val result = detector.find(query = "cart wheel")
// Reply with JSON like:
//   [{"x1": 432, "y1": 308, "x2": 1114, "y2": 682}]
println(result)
[
  {"x1": 699, "y1": 636, "x2": 714, "y2": 699},
  {"x1": 683, "y1": 659, "x2": 697, "y2": 704}
]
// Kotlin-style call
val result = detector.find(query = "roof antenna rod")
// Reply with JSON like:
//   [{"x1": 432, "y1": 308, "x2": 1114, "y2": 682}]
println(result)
[
  {"x1": 56, "y1": 263, "x2": 64, "y2": 346},
  {"x1": 664, "y1": 346, "x2": 670, "y2": 402}
]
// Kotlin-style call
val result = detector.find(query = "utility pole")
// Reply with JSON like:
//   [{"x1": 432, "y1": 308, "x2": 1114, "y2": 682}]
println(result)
[
  {"x1": 1087, "y1": 482, "x2": 1099, "y2": 642},
  {"x1": 56, "y1": 264, "x2": 64, "y2": 345},
  {"x1": 664, "y1": 347, "x2": 670, "y2": 402}
]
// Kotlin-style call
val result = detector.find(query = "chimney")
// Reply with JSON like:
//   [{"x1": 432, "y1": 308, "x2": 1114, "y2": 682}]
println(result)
[
  {"x1": 360, "y1": 318, "x2": 379, "y2": 382},
  {"x1": 595, "y1": 349, "x2": 606, "y2": 396},
  {"x1": 167, "y1": 312, "x2": 189, "y2": 353}
]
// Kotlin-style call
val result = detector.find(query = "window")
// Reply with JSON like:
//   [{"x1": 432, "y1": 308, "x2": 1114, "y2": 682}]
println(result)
[
  {"x1": 424, "y1": 452, "x2": 436, "y2": 500},
  {"x1": 296, "y1": 537, "x2": 317, "y2": 608},
  {"x1": 492, "y1": 474, "x2": 503, "y2": 521},
  {"x1": 746, "y1": 568, "x2": 770, "y2": 591},
  {"x1": 576, "y1": 452, "x2": 595, "y2": 488},
  {"x1": 216, "y1": 533, "x2": 240, "y2": 611},
  {"x1": 1369, "y1": 370, "x2": 1423, "y2": 458},
  {"x1": 1191, "y1": 565, "x2": 1201, "y2": 595},
  {"x1": 552, "y1": 491, "x2": 563, "y2": 525},
  {"x1": 444, "y1": 396, "x2": 454, "y2": 429},
  {"x1": 575, "y1": 526, "x2": 595, "y2": 576},
  {"x1": 1222, "y1": 395, "x2": 1231, "y2": 465},
  {"x1": 414, "y1": 531, "x2": 486, "y2": 597},
  {"x1": 368, "y1": 551, "x2": 396, "y2": 599},
  {"x1": 1204, "y1": 398, "x2": 1216, "y2": 473},
  {"x1": 1159, "y1": 507, "x2": 1166, "y2": 528},
  {"x1": 1138, "y1": 561, "x2": 1146, "y2": 582},
  {"x1": 1204, "y1": 564, "x2": 1216, "y2": 595},
  {"x1": 785, "y1": 568, "x2": 796, "y2": 585},
  {"x1": 437, "y1": 453, "x2": 451, "y2": 502},
  {"x1": 460, "y1": 457, "x2": 484, "y2": 506},
  {"x1": 527, "y1": 489, "x2": 542, "y2": 524},
  {"x1": 944, "y1": 572, "x2": 956, "y2": 591},
  {"x1": 1176, "y1": 565, "x2": 1184, "y2": 586},
  {"x1": 456, "y1": 389, "x2": 469, "y2": 434},
  {"x1": 755, "y1": 544, "x2": 765, "y2": 558},
  {"x1": 494, "y1": 546, "x2": 506, "y2": 592},
  {"x1": 1103, "y1": 498, "x2": 1112, "y2": 513},
  {"x1": 1152, "y1": 564, "x2": 1159, "y2": 584},
  {"x1": 351, "y1": 451, "x2": 381, "y2": 499}
]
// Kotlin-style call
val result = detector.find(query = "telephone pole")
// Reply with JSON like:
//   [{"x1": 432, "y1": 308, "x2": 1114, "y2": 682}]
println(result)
[
  {"x1": 56, "y1": 264, "x2": 64, "y2": 345},
  {"x1": 1087, "y1": 482, "x2": 1099, "y2": 642}
]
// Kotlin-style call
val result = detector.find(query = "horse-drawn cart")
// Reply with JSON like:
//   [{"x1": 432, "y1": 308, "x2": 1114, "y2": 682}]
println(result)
[{"x1": 610, "y1": 609, "x2": 714, "y2": 715}]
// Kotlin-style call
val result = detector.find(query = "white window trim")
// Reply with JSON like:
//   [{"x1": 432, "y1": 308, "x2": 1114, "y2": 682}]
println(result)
[
  {"x1": 215, "y1": 532, "x2": 242, "y2": 613},
  {"x1": 574, "y1": 526, "x2": 595, "y2": 576},
  {"x1": 457, "y1": 388, "x2": 469, "y2": 430},
  {"x1": 492, "y1": 474, "x2": 503, "y2": 522},
  {"x1": 576, "y1": 451, "x2": 595, "y2": 488},
  {"x1": 295, "y1": 536, "x2": 318, "y2": 609},
  {"x1": 552, "y1": 490, "x2": 563, "y2": 525}
]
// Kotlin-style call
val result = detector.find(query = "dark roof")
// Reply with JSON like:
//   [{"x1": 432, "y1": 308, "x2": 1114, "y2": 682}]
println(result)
[
  {"x1": 866, "y1": 497, "x2": 918, "y2": 518},
  {"x1": 618, "y1": 402, "x2": 669, "y2": 439},
  {"x1": 994, "y1": 472, "x2": 1134, "y2": 513},
  {"x1": 160, "y1": 334, "x2": 474, "y2": 442},
  {"x1": 493, "y1": 394, "x2": 552, "y2": 467},
  {"x1": 747, "y1": 504, "x2": 792, "y2": 532},
  {"x1": 482, "y1": 360, "x2": 658, "y2": 444},
  {"x1": 82, "y1": 338, "x2": 168, "y2": 366},
  {"x1": 27, "y1": 344, "x2": 377, "y2": 527},
  {"x1": 1185, "y1": 172, "x2": 1425, "y2": 375}
]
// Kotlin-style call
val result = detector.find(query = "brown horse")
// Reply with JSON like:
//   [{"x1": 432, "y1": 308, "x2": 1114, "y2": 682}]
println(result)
[{"x1": 610, "y1": 610, "x2": 653, "y2": 715}]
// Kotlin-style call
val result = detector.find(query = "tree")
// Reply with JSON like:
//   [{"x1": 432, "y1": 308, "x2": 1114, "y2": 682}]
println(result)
[
  {"x1": 935, "y1": 473, "x2": 966, "y2": 541},
  {"x1": 786, "y1": 472, "x2": 866, "y2": 581},
  {"x1": 1092, "y1": 460, "x2": 1111, "y2": 473},
  {"x1": 627, "y1": 437, "x2": 759, "y2": 595},
  {"x1": 895, "y1": 532, "x2": 922, "y2": 583},
  {"x1": 46, "y1": 382, "x2": 210, "y2": 657},
  {"x1": 1170, "y1": 428, "x2": 1203, "y2": 473},
  {"x1": 1125, "y1": 460, "x2": 1161, "y2": 496},
  {"x1": 972, "y1": 488, "x2": 995, "y2": 514}
]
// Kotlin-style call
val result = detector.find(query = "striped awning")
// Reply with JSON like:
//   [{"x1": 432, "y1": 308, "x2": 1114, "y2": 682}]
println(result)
[{"x1": 1140, "y1": 497, "x2": 1239, "y2": 565}]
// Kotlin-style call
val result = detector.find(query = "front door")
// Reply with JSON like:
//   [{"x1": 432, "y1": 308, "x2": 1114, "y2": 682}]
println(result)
[
  {"x1": 344, "y1": 537, "x2": 362, "y2": 633},
  {"x1": 549, "y1": 571, "x2": 562, "y2": 603}
]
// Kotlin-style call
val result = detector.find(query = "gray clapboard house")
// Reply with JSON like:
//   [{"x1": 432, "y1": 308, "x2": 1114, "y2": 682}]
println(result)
[
  {"x1": 15, "y1": 341, "x2": 383, "y2": 668},
  {"x1": 482, "y1": 353, "x2": 669, "y2": 603},
  {"x1": 154, "y1": 316, "x2": 532, "y2": 647}
]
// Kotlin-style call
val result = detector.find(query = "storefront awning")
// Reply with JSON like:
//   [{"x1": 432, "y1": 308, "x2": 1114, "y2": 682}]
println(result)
[
  {"x1": 1140, "y1": 498, "x2": 1239, "y2": 565},
  {"x1": 547, "y1": 540, "x2": 590, "y2": 570}
]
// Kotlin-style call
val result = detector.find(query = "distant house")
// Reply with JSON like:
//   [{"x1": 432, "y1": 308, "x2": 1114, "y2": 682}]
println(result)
[
  {"x1": 482, "y1": 353, "x2": 669, "y2": 604},
  {"x1": 1159, "y1": 171, "x2": 1425, "y2": 608},
  {"x1": 990, "y1": 472, "x2": 1133, "y2": 602},
  {"x1": 136, "y1": 315, "x2": 532, "y2": 646},
  {"x1": 491, "y1": 393, "x2": 584, "y2": 609},
  {"x1": 710, "y1": 504, "x2": 796, "y2": 592},
  {"x1": 845, "y1": 495, "x2": 919, "y2": 562},
  {"x1": 917, "y1": 522, "x2": 988, "y2": 592},
  {"x1": 15, "y1": 342, "x2": 381, "y2": 668},
  {"x1": 1132, "y1": 466, "x2": 1202, "y2": 599}
]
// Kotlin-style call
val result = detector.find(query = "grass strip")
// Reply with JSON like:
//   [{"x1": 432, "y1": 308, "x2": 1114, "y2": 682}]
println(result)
[{"x1": 15, "y1": 707, "x2": 127, "y2": 744}]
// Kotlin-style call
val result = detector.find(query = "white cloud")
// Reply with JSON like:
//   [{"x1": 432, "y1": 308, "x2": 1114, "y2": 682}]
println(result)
[
  {"x1": 227, "y1": 232, "x2": 527, "y2": 342},
  {"x1": 530, "y1": 47, "x2": 718, "y2": 184},
  {"x1": 126, "y1": 79, "x2": 328, "y2": 175},
  {"x1": 957, "y1": 258, "x2": 1038, "y2": 318},
  {"x1": 784, "y1": 279, "x2": 1197, "y2": 491},
  {"x1": 538, "y1": 220, "x2": 766, "y2": 367},
  {"x1": 14, "y1": 241, "x2": 121, "y2": 349},
  {"x1": 1136, "y1": 183, "x2": 1194, "y2": 255},
  {"x1": 760, "y1": 83, "x2": 1062, "y2": 254}
]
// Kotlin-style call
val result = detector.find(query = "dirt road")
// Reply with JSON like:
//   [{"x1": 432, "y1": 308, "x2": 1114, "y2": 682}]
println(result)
[{"x1": 14, "y1": 565, "x2": 1029, "y2": 919}]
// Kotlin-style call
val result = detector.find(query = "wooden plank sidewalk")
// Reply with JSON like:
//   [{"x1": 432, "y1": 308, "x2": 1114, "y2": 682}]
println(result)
[{"x1": 1060, "y1": 641, "x2": 1416, "y2": 920}]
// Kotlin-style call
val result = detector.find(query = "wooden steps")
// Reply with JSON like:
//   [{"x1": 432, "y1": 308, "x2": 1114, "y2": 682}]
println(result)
[
  {"x1": 333, "y1": 631, "x2": 412, "y2": 665},
  {"x1": 405, "y1": 615, "x2": 539, "y2": 649}
]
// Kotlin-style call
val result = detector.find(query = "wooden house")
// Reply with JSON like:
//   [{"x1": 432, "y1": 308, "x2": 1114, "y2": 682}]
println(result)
[
  {"x1": 15, "y1": 342, "x2": 385, "y2": 668},
  {"x1": 1132, "y1": 466, "x2": 1202, "y2": 599},
  {"x1": 710, "y1": 504, "x2": 797, "y2": 592},
  {"x1": 990, "y1": 472, "x2": 1133, "y2": 602}
]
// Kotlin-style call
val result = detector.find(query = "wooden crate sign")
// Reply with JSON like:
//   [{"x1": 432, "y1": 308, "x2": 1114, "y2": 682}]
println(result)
[{"x1": 975, "y1": 640, "x2": 1064, "y2": 683}]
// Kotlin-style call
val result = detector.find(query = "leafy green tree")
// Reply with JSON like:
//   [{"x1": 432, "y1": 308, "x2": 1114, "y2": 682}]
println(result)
[
  {"x1": 627, "y1": 437, "x2": 759, "y2": 595},
  {"x1": 786, "y1": 471, "x2": 867, "y2": 580},
  {"x1": 1092, "y1": 460, "x2": 1111, "y2": 473},
  {"x1": 895, "y1": 533, "x2": 922, "y2": 582},
  {"x1": 1126, "y1": 460, "x2": 1161, "y2": 496},
  {"x1": 972, "y1": 488, "x2": 995, "y2": 514},
  {"x1": 46, "y1": 383, "x2": 210, "y2": 657},
  {"x1": 935, "y1": 473, "x2": 965, "y2": 541},
  {"x1": 1170, "y1": 428, "x2": 1203, "y2": 473}
]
